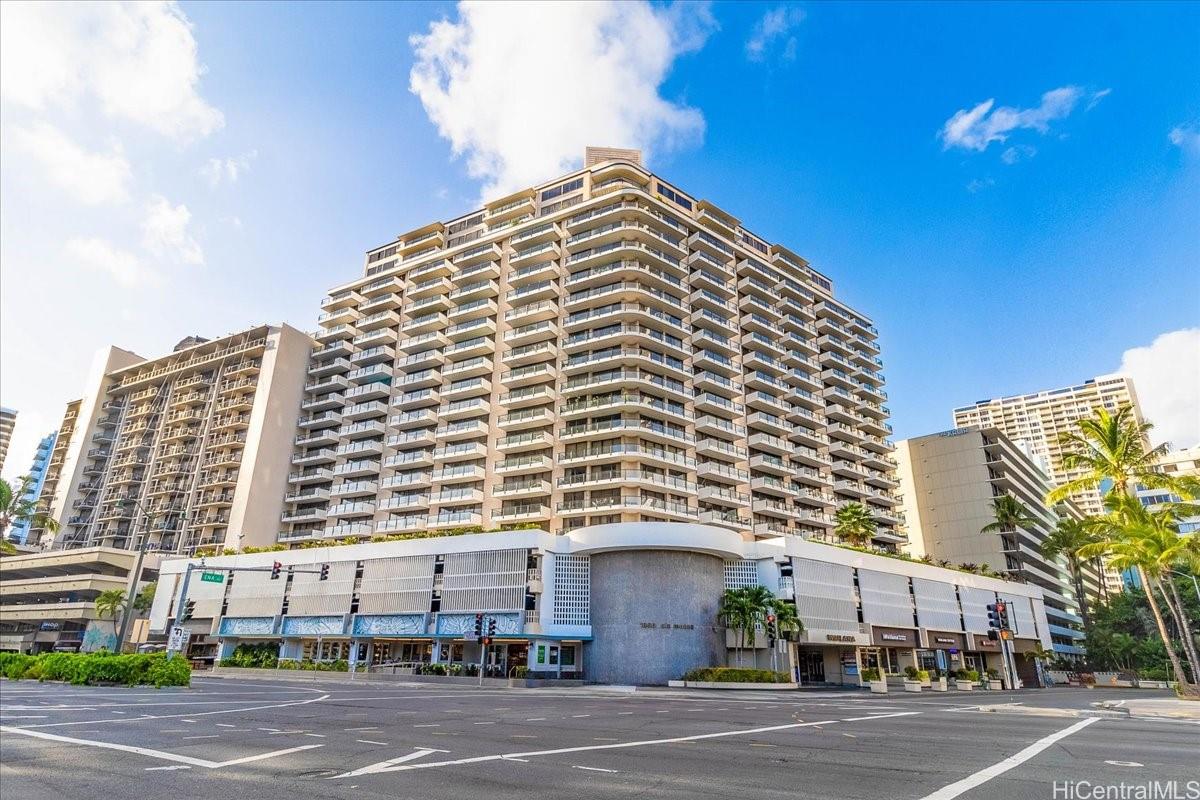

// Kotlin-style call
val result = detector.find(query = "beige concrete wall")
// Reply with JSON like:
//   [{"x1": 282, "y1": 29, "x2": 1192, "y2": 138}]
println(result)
[{"x1": 228, "y1": 324, "x2": 313, "y2": 549}]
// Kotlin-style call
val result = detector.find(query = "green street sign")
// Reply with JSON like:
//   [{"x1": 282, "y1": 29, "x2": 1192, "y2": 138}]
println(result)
[{"x1": 200, "y1": 571, "x2": 225, "y2": 584}]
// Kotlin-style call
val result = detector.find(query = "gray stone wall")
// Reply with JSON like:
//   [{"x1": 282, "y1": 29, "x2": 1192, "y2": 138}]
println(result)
[{"x1": 585, "y1": 550, "x2": 725, "y2": 685}]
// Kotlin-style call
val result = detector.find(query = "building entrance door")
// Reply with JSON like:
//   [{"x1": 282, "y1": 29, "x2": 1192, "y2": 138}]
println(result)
[{"x1": 797, "y1": 649, "x2": 826, "y2": 684}]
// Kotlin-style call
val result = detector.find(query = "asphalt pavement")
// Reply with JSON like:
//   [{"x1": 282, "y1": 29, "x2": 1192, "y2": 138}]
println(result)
[{"x1": 1, "y1": 677, "x2": 1196, "y2": 800}]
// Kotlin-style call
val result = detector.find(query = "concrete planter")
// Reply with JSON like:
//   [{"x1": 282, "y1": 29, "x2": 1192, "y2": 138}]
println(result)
[
  {"x1": 986, "y1": 680, "x2": 1003, "y2": 691},
  {"x1": 931, "y1": 677, "x2": 948, "y2": 692},
  {"x1": 667, "y1": 680, "x2": 799, "y2": 690},
  {"x1": 954, "y1": 681, "x2": 976, "y2": 691},
  {"x1": 868, "y1": 679, "x2": 888, "y2": 694},
  {"x1": 903, "y1": 680, "x2": 922, "y2": 693}
]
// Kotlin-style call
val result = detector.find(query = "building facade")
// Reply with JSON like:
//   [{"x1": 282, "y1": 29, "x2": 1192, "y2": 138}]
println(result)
[
  {"x1": 952, "y1": 375, "x2": 1145, "y2": 595},
  {"x1": 43, "y1": 325, "x2": 313, "y2": 555},
  {"x1": 1123, "y1": 446, "x2": 1200, "y2": 588},
  {"x1": 27, "y1": 401, "x2": 82, "y2": 546},
  {"x1": 281, "y1": 150, "x2": 901, "y2": 550},
  {"x1": 149, "y1": 522, "x2": 1052, "y2": 686},
  {"x1": 0, "y1": 546, "x2": 160, "y2": 654},
  {"x1": 0, "y1": 406, "x2": 16, "y2": 473},
  {"x1": 7, "y1": 432, "x2": 57, "y2": 545},
  {"x1": 895, "y1": 428, "x2": 1092, "y2": 658}
]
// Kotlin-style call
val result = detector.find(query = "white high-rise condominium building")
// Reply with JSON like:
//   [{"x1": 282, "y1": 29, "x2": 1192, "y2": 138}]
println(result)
[
  {"x1": 282, "y1": 149, "x2": 902, "y2": 547},
  {"x1": 953, "y1": 374, "x2": 1145, "y2": 595},
  {"x1": 0, "y1": 406, "x2": 16, "y2": 473},
  {"x1": 42, "y1": 325, "x2": 312, "y2": 554}
]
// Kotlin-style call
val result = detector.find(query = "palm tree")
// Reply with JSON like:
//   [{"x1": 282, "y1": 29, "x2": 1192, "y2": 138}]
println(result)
[
  {"x1": 1045, "y1": 405, "x2": 1172, "y2": 505},
  {"x1": 1079, "y1": 495, "x2": 1198, "y2": 696},
  {"x1": 94, "y1": 589, "x2": 128, "y2": 639},
  {"x1": 741, "y1": 585, "x2": 775, "y2": 650},
  {"x1": 770, "y1": 599, "x2": 804, "y2": 639},
  {"x1": 719, "y1": 588, "x2": 754, "y2": 667},
  {"x1": 1040, "y1": 518, "x2": 1102, "y2": 629},
  {"x1": 834, "y1": 502, "x2": 877, "y2": 548},
  {"x1": 0, "y1": 476, "x2": 61, "y2": 542},
  {"x1": 981, "y1": 495, "x2": 1040, "y2": 534}
]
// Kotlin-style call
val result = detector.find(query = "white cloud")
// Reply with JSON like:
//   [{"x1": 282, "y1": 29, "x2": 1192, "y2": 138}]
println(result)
[
  {"x1": 746, "y1": 6, "x2": 805, "y2": 63},
  {"x1": 142, "y1": 195, "x2": 204, "y2": 265},
  {"x1": 200, "y1": 150, "x2": 257, "y2": 187},
  {"x1": 940, "y1": 86, "x2": 1083, "y2": 152},
  {"x1": 966, "y1": 177, "x2": 994, "y2": 193},
  {"x1": 0, "y1": 1, "x2": 223, "y2": 141},
  {"x1": 1000, "y1": 144, "x2": 1037, "y2": 165},
  {"x1": 1168, "y1": 123, "x2": 1200, "y2": 155},
  {"x1": 64, "y1": 237, "x2": 152, "y2": 286},
  {"x1": 1086, "y1": 88, "x2": 1111, "y2": 111},
  {"x1": 408, "y1": 1, "x2": 716, "y2": 200},
  {"x1": 1115, "y1": 328, "x2": 1200, "y2": 450},
  {"x1": 6, "y1": 121, "x2": 132, "y2": 204}
]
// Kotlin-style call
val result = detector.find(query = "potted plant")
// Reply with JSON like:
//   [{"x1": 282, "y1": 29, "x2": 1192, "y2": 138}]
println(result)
[
  {"x1": 861, "y1": 667, "x2": 887, "y2": 694},
  {"x1": 953, "y1": 668, "x2": 979, "y2": 691},
  {"x1": 985, "y1": 668, "x2": 1003, "y2": 690},
  {"x1": 902, "y1": 666, "x2": 923, "y2": 693},
  {"x1": 930, "y1": 669, "x2": 948, "y2": 692}
]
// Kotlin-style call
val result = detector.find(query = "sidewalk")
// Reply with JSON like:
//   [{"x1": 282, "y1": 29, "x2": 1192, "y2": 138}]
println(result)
[{"x1": 1102, "y1": 697, "x2": 1200, "y2": 720}]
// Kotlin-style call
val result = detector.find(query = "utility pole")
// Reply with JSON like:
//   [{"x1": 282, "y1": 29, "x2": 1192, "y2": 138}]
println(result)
[{"x1": 115, "y1": 497, "x2": 185, "y2": 653}]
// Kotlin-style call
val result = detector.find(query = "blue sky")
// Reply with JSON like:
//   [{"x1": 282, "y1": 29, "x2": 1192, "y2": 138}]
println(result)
[{"x1": 2, "y1": 1, "x2": 1198, "y2": 479}]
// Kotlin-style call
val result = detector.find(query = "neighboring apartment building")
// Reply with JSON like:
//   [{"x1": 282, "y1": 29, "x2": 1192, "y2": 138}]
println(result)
[
  {"x1": 27, "y1": 401, "x2": 82, "y2": 546},
  {"x1": 0, "y1": 406, "x2": 16, "y2": 472},
  {"x1": 952, "y1": 375, "x2": 1144, "y2": 595},
  {"x1": 1123, "y1": 446, "x2": 1200, "y2": 588},
  {"x1": 43, "y1": 325, "x2": 313, "y2": 555},
  {"x1": 151, "y1": 522, "x2": 1053, "y2": 686},
  {"x1": 896, "y1": 428, "x2": 1093, "y2": 658},
  {"x1": 7, "y1": 432, "x2": 57, "y2": 545},
  {"x1": 281, "y1": 149, "x2": 901, "y2": 549}
]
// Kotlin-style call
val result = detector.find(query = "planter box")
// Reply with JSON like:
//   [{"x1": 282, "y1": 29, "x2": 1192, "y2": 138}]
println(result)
[
  {"x1": 954, "y1": 681, "x2": 976, "y2": 691},
  {"x1": 903, "y1": 680, "x2": 922, "y2": 693},
  {"x1": 987, "y1": 680, "x2": 1003, "y2": 691},
  {"x1": 868, "y1": 679, "x2": 888, "y2": 694},
  {"x1": 931, "y1": 678, "x2": 948, "y2": 692},
  {"x1": 667, "y1": 680, "x2": 799, "y2": 690}
]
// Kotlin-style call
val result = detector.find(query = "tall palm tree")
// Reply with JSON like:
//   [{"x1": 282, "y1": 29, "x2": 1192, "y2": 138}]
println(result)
[
  {"x1": 1040, "y1": 518, "x2": 1102, "y2": 629},
  {"x1": 741, "y1": 585, "x2": 775, "y2": 650},
  {"x1": 770, "y1": 599, "x2": 804, "y2": 639},
  {"x1": 719, "y1": 588, "x2": 754, "y2": 667},
  {"x1": 1080, "y1": 495, "x2": 1198, "y2": 695},
  {"x1": 0, "y1": 476, "x2": 61, "y2": 542},
  {"x1": 981, "y1": 495, "x2": 1040, "y2": 534},
  {"x1": 1045, "y1": 405, "x2": 1171, "y2": 505},
  {"x1": 94, "y1": 589, "x2": 128, "y2": 639},
  {"x1": 834, "y1": 502, "x2": 877, "y2": 548}
]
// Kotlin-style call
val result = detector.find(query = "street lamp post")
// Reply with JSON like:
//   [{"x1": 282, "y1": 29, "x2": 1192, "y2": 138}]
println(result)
[{"x1": 114, "y1": 497, "x2": 186, "y2": 652}]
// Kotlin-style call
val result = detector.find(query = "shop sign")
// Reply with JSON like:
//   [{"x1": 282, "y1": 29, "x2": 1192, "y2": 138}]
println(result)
[
  {"x1": 39, "y1": 621, "x2": 61, "y2": 631},
  {"x1": 639, "y1": 622, "x2": 696, "y2": 631},
  {"x1": 826, "y1": 634, "x2": 856, "y2": 643},
  {"x1": 880, "y1": 633, "x2": 908, "y2": 642},
  {"x1": 536, "y1": 645, "x2": 546, "y2": 664}
]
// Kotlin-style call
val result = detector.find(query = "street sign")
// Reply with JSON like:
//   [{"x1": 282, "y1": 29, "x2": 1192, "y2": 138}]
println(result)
[
  {"x1": 168, "y1": 626, "x2": 188, "y2": 652},
  {"x1": 200, "y1": 571, "x2": 225, "y2": 584}
]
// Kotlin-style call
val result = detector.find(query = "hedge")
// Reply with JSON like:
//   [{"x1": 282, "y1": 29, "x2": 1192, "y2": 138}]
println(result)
[
  {"x1": 681, "y1": 667, "x2": 790, "y2": 683},
  {"x1": 220, "y1": 642, "x2": 279, "y2": 669},
  {"x1": 277, "y1": 658, "x2": 348, "y2": 672},
  {"x1": 0, "y1": 651, "x2": 191, "y2": 687}
]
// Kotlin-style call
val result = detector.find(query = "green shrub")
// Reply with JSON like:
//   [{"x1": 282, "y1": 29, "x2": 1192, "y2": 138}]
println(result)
[
  {"x1": 0, "y1": 652, "x2": 189, "y2": 687},
  {"x1": 917, "y1": 670, "x2": 931, "y2": 682},
  {"x1": 681, "y1": 667, "x2": 790, "y2": 683},
  {"x1": 985, "y1": 668, "x2": 1000, "y2": 680},
  {"x1": 860, "y1": 667, "x2": 882, "y2": 682},
  {"x1": 512, "y1": 666, "x2": 529, "y2": 678},
  {"x1": 955, "y1": 669, "x2": 980, "y2": 682},
  {"x1": 221, "y1": 642, "x2": 279, "y2": 669},
  {"x1": 904, "y1": 666, "x2": 919, "y2": 679}
]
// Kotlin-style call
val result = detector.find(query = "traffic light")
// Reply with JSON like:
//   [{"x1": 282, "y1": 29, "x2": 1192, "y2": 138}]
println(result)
[
  {"x1": 487, "y1": 618, "x2": 497, "y2": 638},
  {"x1": 987, "y1": 629, "x2": 999, "y2": 641},
  {"x1": 180, "y1": 599, "x2": 196, "y2": 622},
  {"x1": 766, "y1": 613, "x2": 777, "y2": 643},
  {"x1": 997, "y1": 601, "x2": 1010, "y2": 630},
  {"x1": 270, "y1": 561, "x2": 282, "y2": 580},
  {"x1": 987, "y1": 603, "x2": 1003, "y2": 630},
  {"x1": 318, "y1": 563, "x2": 329, "y2": 581},
  {"x1": 474, "y1": 613, "x2": 484, "y2": 638}
]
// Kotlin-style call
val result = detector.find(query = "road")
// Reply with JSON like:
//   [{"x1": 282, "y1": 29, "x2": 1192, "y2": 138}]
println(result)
[{"x1": 1, "y1": 677, "x2": 1196, "y2": 800}]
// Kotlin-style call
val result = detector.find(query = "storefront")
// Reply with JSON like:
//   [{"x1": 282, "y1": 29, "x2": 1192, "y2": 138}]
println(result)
[
  {"x1": 918, "y1": 630, "x2": 967, "y2": 675},
  {"x1": 861, "y1": 626, "x2": 919, "y2": 675}
]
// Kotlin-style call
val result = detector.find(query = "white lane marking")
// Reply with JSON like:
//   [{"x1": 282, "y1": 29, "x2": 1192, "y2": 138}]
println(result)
[
  {"x1": 356, "y1": 740, "x2": 390, "y2": 746},
  {"x1": 345, "y1": 717, "x2": 855, "y2": 775},
  {"x1": 916, "y1": 718, "x2": 1100, "y2": 800},
  {"x1": 502, "y1": 757, "x2": 530, "y2": 763},
  {"x1": 573, "y1": 765, "x2": 618, "y2": 773},
  {"x1": 14, "y1": 694, "x2": 330, "y2": 730},
  {"x1": 145, "y1": 765, "x2": 192, "y2": 771},
  {"x1": 525, "y1": 718, "x2": 546, "y2": 721},
  {"x1": 333, "y1": 747, "x2": 451, "y2": 778},
  {"x1": 304, "y1": 734, "x2": 326, "y2": 738},
  {"x1": 840, "y1": 712, "x2": 922, "y2": 723},
  {"x1": 616, "y1": 712, "x2": 634, "y2": 716},
  {"x1": 215, "y1": 724, "x2": 237, "y2": 728},
  {"x1": 0, "y1": 715, "x2": 49, "y2": 719},
  {"x1": 1105, "y1": 760, "x2": 1143, "y2": 767},
  {"x1": 571, "y1": 714, "x2": 591, "y2": 718},
  {"x1": 413, "y1": 724, "x2": 440, "y2": 728},
  {"x1": 345, "y1": 726, "x2": 380, "y2": 731},
  {"x1": 0, "y1": 726, "x2": 323, "y2": 769}
]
